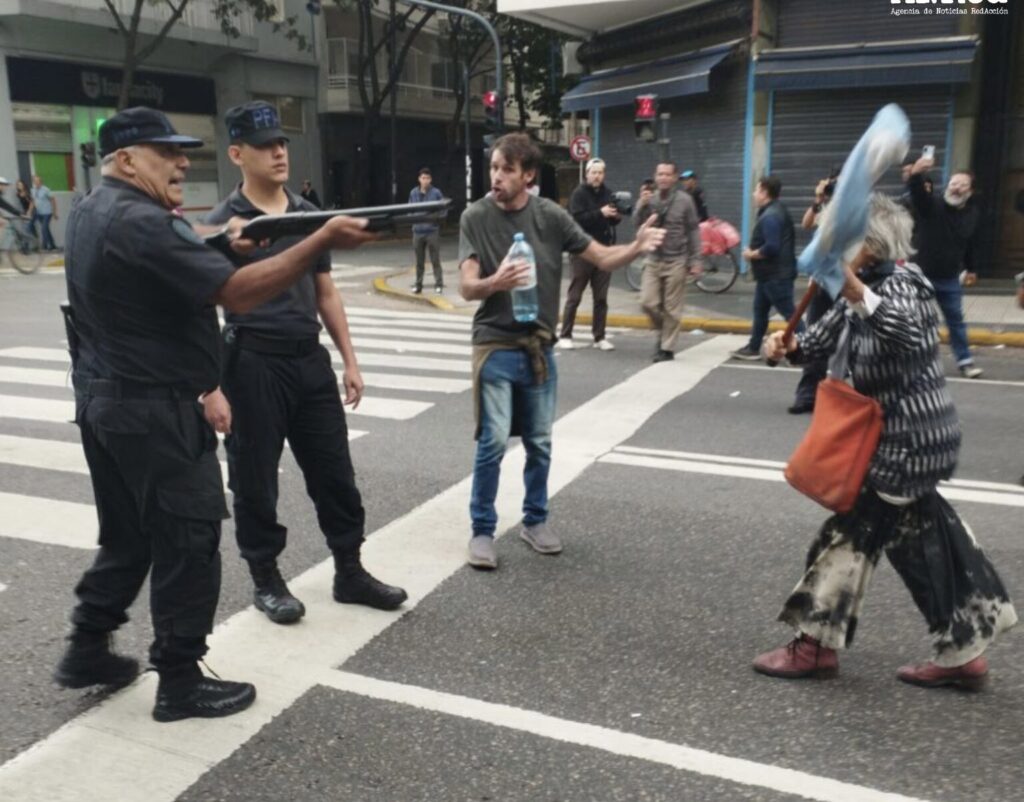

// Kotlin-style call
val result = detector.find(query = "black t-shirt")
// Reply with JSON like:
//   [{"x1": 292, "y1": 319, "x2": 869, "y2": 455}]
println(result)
[
  {"x1": 203, "y1": 185, "x2": 331, "y2": 338},
  {"x1": 65, "y1": 177, "x2": 236, "y2": 392},
  {"x1": 458, "y1": 195, "x2": 591, "y2": 344}
]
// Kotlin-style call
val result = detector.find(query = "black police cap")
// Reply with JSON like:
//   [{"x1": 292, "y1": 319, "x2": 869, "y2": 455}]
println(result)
[
  {"x1": 225, "y1": 101, "x2": 289, "y2": 147},
  {"x1": 98, "y1": 107, "x2": 204, "y2": 157}
]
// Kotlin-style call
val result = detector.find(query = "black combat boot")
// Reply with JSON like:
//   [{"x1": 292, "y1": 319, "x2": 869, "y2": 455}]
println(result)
[
  {"x1": 152, "y1": 663, "x2": 257, "y2": 723},
  {"x1": 54, "y1": 629, "x2": 139, "y2": 689},
  {"x1": 249, "y1": 561, "x2": 305, "y2": 624},
  {"x1": 332, "y1": 552, "x2": 408, "y2": 611}
]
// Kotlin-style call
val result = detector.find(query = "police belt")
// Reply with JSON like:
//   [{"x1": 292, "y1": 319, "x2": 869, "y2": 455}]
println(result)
[
  {"x1": 84, "y1": 378, "x2": 198, "y2": 400},
  {"x1": 228, "y1": 328, "x2": 320, "y2": 356}
]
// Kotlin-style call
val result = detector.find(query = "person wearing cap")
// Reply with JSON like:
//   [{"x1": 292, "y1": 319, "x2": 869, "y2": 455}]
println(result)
[
  {"x1": 679, "y1": 170, "x2": 708, "y2": 223},
  {"x1": 558, "y1": 157, "x2": 620, "y2": 351},
  {"x1": 408, "y1": 167, "x2": 445, "y2": 294},
  {"x1": 55, "y1": 106, "x2": 375, "y2": 722},
  {"x1": 203, "y1": 101, "x2": 407, "y2": 626}
]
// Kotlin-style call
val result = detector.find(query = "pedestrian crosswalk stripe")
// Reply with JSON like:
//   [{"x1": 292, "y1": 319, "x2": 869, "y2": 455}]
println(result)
[
  {"x1": 0, "y1": 346, "x2": 67, "y2": 363},
  {"x1": 0, "y1": 492, "x2": 97, "y2": 550},
  {"x1": 0, "y1": 365, "x2": 71, "y2": 388},
  {"x1": 353, "y1": 372, "x2": 470, "y2": 394},
  {"x1": 601, "y1": 447, "x2": 1024, "y2": 509},
  {"x1": 343, "y1": 305, "x2": 470, "y2": 324},
  {"x1": 332, "y1": 352, "x2": 469, "y2": 374},
  {"x1": 0, "y1": 394, "x2": 71, "y2": 424},
  {"x1": 345, "y1": 315, "x2": 471, "y2": 333},
  {"x1": 343, "y1": 324, "x2": 471, "y2": 343},
  {"x1": 347, "y1": 336, "x2": 471, "y2": 357},
  {"x1": 0, "y1": 434, "x2": 88, "y2": 474},
  {"x1": 346, "y1": 396, "x2": 432, "y2": 420},
  {"x1": 333, "y1": 281, "x2": 362, "y2": 290}
]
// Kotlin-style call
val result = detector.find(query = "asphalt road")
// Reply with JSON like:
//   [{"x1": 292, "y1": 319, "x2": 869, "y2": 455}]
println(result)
[{"x1": 0, "y1": 263, "x2": 1022, "y2": 802}]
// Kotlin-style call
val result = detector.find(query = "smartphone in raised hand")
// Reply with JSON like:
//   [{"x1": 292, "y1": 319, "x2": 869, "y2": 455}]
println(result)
[{"x1": 922, "y1": 145, "x2": 936, "y2": 161}]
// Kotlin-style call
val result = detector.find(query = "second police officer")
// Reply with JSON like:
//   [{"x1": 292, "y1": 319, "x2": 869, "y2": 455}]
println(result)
[
  {"x1": 55, "y1": 107, "x2": 375, "y2": 721},
  {"x1": 203, "y1": 101, "x2": 408, "y2": 625}
]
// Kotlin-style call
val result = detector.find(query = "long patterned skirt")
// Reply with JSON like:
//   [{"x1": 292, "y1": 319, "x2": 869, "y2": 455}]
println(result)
[{"x1": 779, "y1": 488, "x2": 1017, "y2": 666}]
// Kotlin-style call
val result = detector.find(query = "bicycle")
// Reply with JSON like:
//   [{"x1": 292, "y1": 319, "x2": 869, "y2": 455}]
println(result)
[
  {"x1": 1, "y1": 214, "x2": 43, "y2": 274},
  {"x1": 625, "y1": 216, "x2": 740, "y2": 295}
]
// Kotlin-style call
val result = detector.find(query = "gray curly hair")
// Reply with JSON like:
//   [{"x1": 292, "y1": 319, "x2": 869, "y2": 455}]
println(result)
[{"x1": 822, "y1": 192, "x2": 916, "y2": 264}]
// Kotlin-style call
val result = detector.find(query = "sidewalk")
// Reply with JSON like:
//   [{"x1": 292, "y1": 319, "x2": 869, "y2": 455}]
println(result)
[{"x1": 376, "y1": 262, "x2": 1024, "y2": 348}]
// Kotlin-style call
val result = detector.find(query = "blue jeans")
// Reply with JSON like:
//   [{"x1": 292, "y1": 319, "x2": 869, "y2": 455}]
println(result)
[
  {"x1": 746, "y1": 277, "x2": 799, "y2": 352},
  {"x1": 930, "y1": 276, "x2": 972, "y2": 365},
  {"x1": 470, "y1": 348, "x2": 558, "y2": 537},
  {"x1": 36, "y1": 214, "x2": 56, "y2": 250}
]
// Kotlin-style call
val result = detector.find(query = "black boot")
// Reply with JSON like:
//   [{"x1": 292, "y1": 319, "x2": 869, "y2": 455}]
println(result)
[
  {"x1": 152, "y1": 663, "x2": 256, "y2": 723},
  {"x1": 54, "y1": 629, "x2": 139, "y2": 689},
  {"x1": 249, "y1": 561, "x2": 305, "y2": 624},
  {"x1": 332, "y1": 553, "x2": 408, "y2": 611}
]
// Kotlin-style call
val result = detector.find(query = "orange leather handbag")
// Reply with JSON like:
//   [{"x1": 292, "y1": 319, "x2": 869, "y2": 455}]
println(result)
[{"x1": 784, "y1": 318, "x2": 883, "y2": 514}]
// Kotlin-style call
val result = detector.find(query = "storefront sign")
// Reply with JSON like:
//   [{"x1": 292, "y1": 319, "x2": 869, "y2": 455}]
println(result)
[{"x1": 6, "y1": 57, "x2": 216, "y2": 115}]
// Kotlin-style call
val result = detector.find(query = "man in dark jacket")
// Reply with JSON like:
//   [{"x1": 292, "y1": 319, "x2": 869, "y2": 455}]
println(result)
[
  {"x1": 907, "y1": 157, "x2": 983, "y2": 378},
  {"x1": 732, "y1": 175, "x2": 798, "y2": 361},
  {"x1": 680, "y1": 170, "x2": 709, "y2": 222},
  {"x1": 557, "y1": 158, "x2": 621, "y2": 350}
]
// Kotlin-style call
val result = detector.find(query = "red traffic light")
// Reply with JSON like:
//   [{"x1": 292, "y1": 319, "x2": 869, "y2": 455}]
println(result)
[
  {"x1": 634, "y1": 94, "x2": 658, "y2": 120},
  {"x1": 482, "y1": 90, "x2": 499, "y2": 110}
]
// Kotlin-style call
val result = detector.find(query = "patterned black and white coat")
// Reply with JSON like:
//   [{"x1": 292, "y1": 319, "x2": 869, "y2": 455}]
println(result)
[{"x1": 791, "y1": 261, "x2": 961, "y2": 500}]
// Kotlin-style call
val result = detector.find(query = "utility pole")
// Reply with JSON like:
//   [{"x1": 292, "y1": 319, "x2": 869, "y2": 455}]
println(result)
[
  {"x1": 389, "y1": 0, "x2": 398, "y2": 203},
  {"x1": 464, "y1": 64, "x2": 472, "y2": 204},
  {"x1": 658, "y1": 112, "x2": 671, "y2": 164}
]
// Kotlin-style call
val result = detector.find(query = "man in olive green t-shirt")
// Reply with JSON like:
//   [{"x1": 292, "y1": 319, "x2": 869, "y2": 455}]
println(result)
[{"x1": 458, "y1": 133, "x2": 664, "y2": 570}]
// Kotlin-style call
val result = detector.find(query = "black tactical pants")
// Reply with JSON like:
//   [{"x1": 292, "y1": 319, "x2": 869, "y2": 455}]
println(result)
[
  {"x1": 71, "y1": 387, "x2": 228, "y2": 670},
  {"x1": 222, "y1": 340, "x2": 365, "y2": 566}
]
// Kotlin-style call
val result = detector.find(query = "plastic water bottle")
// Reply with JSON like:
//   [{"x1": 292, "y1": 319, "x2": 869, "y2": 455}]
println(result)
[{"x1": 508, "y1": 233, "x2": 538, "y2": 323}]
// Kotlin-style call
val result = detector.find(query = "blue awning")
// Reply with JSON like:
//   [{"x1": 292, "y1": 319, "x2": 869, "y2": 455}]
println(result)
[
  {"x1": 561, "y1": 39, "x2": 742, "y2": 113},
  {"x1": 754, "y1": 36, "x2": 979, "y2": 92}
]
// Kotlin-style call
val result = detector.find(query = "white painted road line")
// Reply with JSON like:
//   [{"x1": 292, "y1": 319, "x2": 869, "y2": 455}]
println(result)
[
  {"x1": 0, "y1": 366, "x2": 71, "y2": 388},
  {"x1": 345, "y1": 315, "x2": 472, "y2": 333},
  {"x1": 0, "y1": 434, "x2": 88, "y2": 474},
  {"x1": 331, "y1": 351, "x2": 469, "y2": 374},
  {"x1": 603, "y1": 448, "x2": 1024, "y2": 508},
  {"x1": 342, "y1": 325, "x2": 473, "y2": 343},
  {"x1": 321, "y1": 671, "x2": 932, "y2": 802},
  {"x1": 0, "y1": 394, "x2": 72, "y2": 424},
  {"x1": 0, "y1": 492, "x2": 97, "y2": 550},
  {"x1": 345, "y1": 396, "x2": 433, "y2": 420},
  {"x1": 719, "y1": 362, "x2": 1024, "y2": 388},
  {"x1": 0, "y1": 347, "x2": 68, "y2": 363},
  {"x1": 0, "y1": 335, "x2": 749, "y2": 802},
  {"x1": 343, "y1": 305, "x2": 472, "y2": 324},
  {"x1": 354, "y1": 372, "x2": 470, "y2": 394},
  {"x1": 347, "y1": 336, "x2": 472, "y2": 357},
  {"x1": 329, "y1": 265, "x2": 392, "y2": 277}
]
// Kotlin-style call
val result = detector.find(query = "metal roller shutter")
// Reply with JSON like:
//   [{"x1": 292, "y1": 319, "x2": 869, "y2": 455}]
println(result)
[
  {"x1": 599, "y1": 60, "x2": 748, "y2": 239},
  {"x1": 776, "y1": 0, "x2": 959, "y2": 48},
  {"x1": 769, "y1": 86, "x2": 952, "y2": 250}
]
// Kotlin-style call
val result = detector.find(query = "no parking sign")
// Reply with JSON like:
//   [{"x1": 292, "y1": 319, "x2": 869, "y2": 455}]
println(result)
[{"x1": 569, "y1": 135, "x2": 592, "y2": 163}]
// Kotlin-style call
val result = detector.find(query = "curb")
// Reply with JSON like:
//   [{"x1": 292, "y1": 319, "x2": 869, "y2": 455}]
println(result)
[
  {"x1": 375, "y1": 276, "x2": 1024, "y2": 348},
  {"x1": 372, "y1": 273, "x2": 458, "y2": 312}
]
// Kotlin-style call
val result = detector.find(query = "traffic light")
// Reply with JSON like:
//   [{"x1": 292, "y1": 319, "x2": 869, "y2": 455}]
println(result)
[
  {"x1": 634, "y1": 94, "x2": 658, "y2": 142},
  {"x1": 483, "y1": 89, "x2": 502, "y2": 133},
  {"x1": 80, "y1": 142, "x2": 97, "y2": 168}
]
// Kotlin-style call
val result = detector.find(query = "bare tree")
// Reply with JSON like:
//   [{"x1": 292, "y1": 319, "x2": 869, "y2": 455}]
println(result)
[{"x1": 101, "y1": 0, "x2": 307, "y2": 109}]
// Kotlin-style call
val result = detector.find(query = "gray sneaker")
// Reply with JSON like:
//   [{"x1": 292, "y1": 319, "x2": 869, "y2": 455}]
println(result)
[
  {"x1": 468, "y1": 535, "x2": 498, "y2": 569},
  {"x1": 520, "y1": 522, "x2": 562, "y2": 555}
]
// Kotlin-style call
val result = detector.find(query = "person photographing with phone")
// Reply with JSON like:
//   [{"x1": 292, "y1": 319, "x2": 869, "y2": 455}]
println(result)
[{"x1": 905, "y1": 147, "x2": 983, "y2": 378}]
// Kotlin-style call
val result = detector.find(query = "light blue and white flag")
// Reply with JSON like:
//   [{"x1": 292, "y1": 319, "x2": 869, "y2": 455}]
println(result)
[{"x1": 797, "y1": 103, "x2": 911, "y2": 299}]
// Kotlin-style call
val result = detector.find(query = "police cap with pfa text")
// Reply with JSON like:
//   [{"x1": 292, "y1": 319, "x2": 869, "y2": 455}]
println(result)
[
  {"x1": 225, "y1": 101, "x2": 289, "y2": 147},
  {"x1": 98, "y1": 107, "x2": 204, "y2": 158}
]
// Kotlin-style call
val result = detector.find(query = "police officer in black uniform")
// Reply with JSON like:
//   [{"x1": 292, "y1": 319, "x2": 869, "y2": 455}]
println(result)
[
  {"x1": 203, "y1": 101, "x2": 407, "y2": 625},
  {"x1": 55, "y1": 107, "x2": 375, "y2": 722}
]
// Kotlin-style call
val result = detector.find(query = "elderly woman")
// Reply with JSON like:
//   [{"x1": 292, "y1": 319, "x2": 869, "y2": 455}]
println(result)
[{"x1": 754, "y1": 193, "x2": 1016, "y2": 689}]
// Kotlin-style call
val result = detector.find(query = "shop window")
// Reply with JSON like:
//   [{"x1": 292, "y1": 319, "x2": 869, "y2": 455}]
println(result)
[{"x1": 32, "y1": 153, "x2": 73, "y2": 192}]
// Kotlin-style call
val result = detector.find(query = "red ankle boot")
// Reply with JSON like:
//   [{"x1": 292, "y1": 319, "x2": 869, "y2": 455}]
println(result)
[
  {"x1": 753, "y1": 635, "x2": 839, "y2": 679},
  {"x1": 897, "y1": 655, "x2": 988, "y2": 690}
]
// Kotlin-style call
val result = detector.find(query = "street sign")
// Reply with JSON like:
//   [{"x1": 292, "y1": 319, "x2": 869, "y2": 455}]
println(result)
[{"x1": 569, "y1": 135, "x2": 592, "y2": 163}]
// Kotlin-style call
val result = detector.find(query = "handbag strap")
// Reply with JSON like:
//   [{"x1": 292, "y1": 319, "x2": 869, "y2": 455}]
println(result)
[{"x1": 827, "y1": 319, "x2": 854, "y2": 380}]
